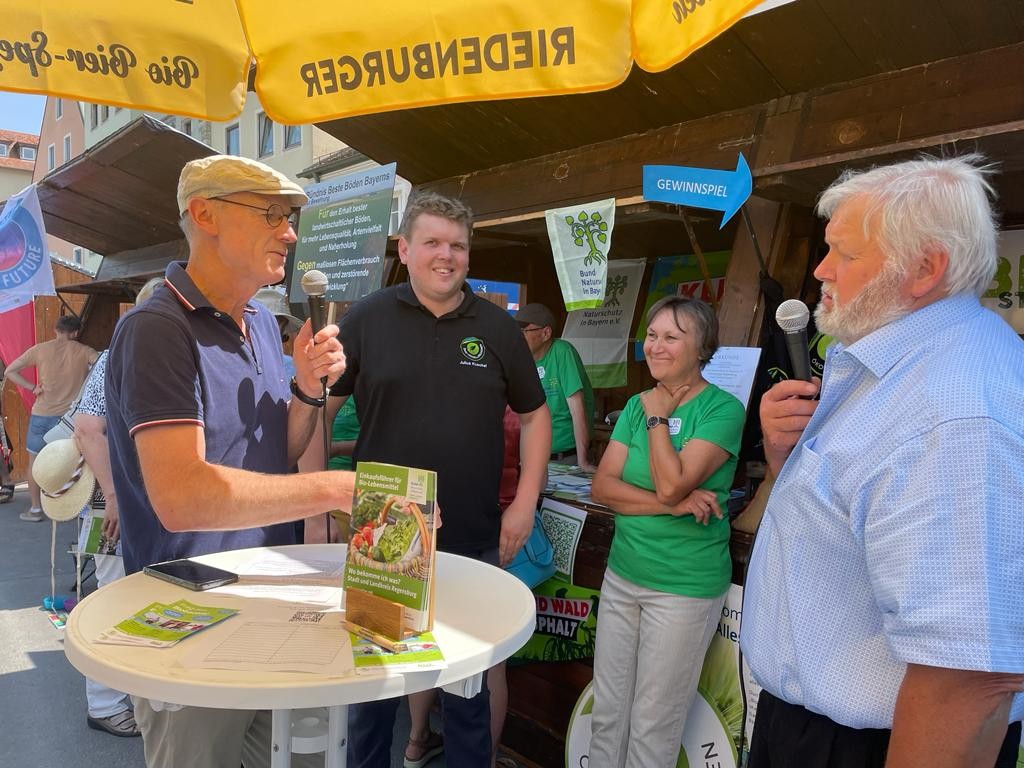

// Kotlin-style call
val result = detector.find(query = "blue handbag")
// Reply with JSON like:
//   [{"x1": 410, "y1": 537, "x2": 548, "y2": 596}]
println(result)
[{"x1": 505, "y1": 511, "x2": 556, "y2": 588}]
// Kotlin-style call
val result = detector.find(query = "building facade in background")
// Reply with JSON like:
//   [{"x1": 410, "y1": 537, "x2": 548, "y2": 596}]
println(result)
[{"x1": 0, "y1": 129, "x2": 38, "y2": 201}]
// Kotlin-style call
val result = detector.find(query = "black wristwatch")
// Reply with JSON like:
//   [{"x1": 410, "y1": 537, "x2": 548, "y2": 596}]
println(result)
[
  {"x1": 646, "y1": 416, "x2": 670, "y2": 430},
  {"x1": 290, "y1": 377, "x2": 326, "y2": 408}
]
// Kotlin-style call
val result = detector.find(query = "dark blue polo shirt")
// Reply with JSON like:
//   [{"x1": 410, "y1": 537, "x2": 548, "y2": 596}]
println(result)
[
  {"x1": 330, "y1": 284, "x2": 545, "y2": 552},
  {"x1": 105, "y1": 262, "x2": 296, "y2": 574}
]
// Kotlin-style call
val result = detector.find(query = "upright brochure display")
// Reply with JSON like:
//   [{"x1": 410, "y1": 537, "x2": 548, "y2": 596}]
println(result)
[{"x1": 343, "y1": 462, "x2": 437, "y2": 640}]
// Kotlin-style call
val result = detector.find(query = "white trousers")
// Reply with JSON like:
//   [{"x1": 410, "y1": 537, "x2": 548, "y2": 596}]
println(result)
[
  {"x1": 85, "y1": 553, "x2": 131, "y2": 718},
  {"x1": 589, "y1": 568, "x2": 726, "y2": 768}
]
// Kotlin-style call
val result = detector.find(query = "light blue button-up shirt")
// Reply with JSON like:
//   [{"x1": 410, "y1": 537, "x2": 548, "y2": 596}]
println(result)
[{"x1": 741, "y1": 294, "x2": 1024, "y2": 728}]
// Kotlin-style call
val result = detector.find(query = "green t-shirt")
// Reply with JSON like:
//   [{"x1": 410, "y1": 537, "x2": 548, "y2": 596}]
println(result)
[
  {"x1": 607, "y1": 384, "x2": 745, "y2": 598},
  {"x1": 537, "y1": 339, "x2": 595, "y2": 453},
  {"x1": 328, "y1": 396, "x2": 360, "y2": 471}
]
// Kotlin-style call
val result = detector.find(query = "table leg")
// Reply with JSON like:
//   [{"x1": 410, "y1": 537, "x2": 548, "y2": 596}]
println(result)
[
  {"x1": 326, "y1": 704, "x2": 348, "y2": 768},
  {"x1": 271, "y1": 709, "x2": 293, "y2": 768}
]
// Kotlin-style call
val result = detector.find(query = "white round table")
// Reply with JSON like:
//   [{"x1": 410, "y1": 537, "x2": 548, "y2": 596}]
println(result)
[{"x1": 65, "y1": 544, "x2": 536, "y2": 767}]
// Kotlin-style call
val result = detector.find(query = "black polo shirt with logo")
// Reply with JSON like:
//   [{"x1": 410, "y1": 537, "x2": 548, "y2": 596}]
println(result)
[{"x1": 331, "y1": 283, "x2": 545, "y2": 552}]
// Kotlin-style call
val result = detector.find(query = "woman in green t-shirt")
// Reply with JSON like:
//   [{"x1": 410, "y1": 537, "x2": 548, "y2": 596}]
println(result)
[{"x1": 589, "y1": 295, "x2": 746, "y2": 768}]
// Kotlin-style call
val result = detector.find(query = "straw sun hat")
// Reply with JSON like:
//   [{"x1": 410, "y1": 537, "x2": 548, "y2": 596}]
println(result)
[{"x1": 31, "y1": 439, "x2": 95, "y2": 522}]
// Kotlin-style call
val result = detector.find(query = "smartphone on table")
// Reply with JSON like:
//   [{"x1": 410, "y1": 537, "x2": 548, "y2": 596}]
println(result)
[{"x1": 143, "y1": 558, "x2": 239, "y2": 591}]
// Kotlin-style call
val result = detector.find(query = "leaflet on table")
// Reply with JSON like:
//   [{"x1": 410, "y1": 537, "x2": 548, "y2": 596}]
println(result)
[
  {"x1": 544, "y1": 463, "x2": 595, "y2": 504},
  {"x1": 351, "y1": 631, "x2": 446, "y2": 675},
  {"x1": 344, "y1": 462, "x2": 438, "y2": 634},
  {"x1": 233, "y1": 549, "x2": 345, "y2": 586},
  {"x1": 95, "y1": 599, "x2": 239, "y2": 647},
  {"x1": 179, "y1": 605, "x2": 355, "y2": 676}
]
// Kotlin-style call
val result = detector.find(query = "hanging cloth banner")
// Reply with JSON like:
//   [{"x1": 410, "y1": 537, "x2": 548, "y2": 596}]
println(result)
[
  {"x1": 249, "y1": 0, "x2": 633, "y2": 123},
  {"x1": 547, "y1": 198, "x2": 616, "y2": 311},
  {"x1": 0, "y1": 185, "x2": 54, "y2": 314},
  {"x1": 562, "y1": 258, "x2": 646, "y2": 388}
]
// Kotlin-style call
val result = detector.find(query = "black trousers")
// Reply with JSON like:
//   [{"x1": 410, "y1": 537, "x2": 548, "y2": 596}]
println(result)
[{"x1": 749, "y1": 690, "x2": 1022, "y2": 768}]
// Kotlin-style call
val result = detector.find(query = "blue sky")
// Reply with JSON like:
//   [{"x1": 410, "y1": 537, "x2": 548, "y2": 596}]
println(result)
[{"x1": 0, "y1": 92, "x2": 46, "y2": 135}]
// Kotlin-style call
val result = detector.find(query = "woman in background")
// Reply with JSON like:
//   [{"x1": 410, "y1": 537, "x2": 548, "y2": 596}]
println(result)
[{"x1": 589, "y1": 296, "x2": 745, "y2": 768}]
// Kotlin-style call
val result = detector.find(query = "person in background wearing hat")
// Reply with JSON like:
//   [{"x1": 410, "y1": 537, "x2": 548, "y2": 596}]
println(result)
[
  {"x1": 70, "y1": 277, "x2": 163, "y2": 739},
  {"x1": 5, "y1": 314, "x2": 98, "y2": 522},
  {"x1": 328, "y1": 190, "x2": 551, "y2": 768},
  {"x1": 104, "y1": 155, "x2": 354, "y2": 768},
  {"x1": 253, "y1": 285, "x2": 303, "y2": 379},
  {"x1": 516, "y1": 302, "x2": 597, "y2": 471}
]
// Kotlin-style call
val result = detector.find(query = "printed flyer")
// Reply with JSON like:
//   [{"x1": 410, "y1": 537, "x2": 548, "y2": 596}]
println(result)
[
  {"x1": 343, "y1": 462, "x2": 438, "y2": 634},
  {"x1": 96, "y1": 599, "x2": 238, "y2": 648},
  {"x1": 351, "y1": 631, "x2": 447, "y2": 675}
]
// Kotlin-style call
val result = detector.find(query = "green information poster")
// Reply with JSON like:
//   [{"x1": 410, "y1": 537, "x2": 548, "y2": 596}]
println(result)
[{"x1": 290, "y1": 163, "x2": 396, "y2": 304}]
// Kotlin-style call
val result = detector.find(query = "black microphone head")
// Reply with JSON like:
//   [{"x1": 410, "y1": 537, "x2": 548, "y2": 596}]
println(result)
[
  {"x1": 776, "y1": 299, "x2": 810, "y2": 333},
  {"x1": 300, "y1": 269, "x2": 328, "y2": 298}
]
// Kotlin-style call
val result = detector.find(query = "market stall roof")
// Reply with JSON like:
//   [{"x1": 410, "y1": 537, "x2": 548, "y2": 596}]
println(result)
[
  {"x1": 317, "y1": 0, "x2": 1024, "y2": 184},
  {"x1": 36, "y1": 116, "x2": 214, "y2": 258}
]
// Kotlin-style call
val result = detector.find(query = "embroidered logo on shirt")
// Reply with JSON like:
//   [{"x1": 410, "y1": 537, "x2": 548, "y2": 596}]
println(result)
[{"x1": 460, "y1": 337, "x2": 486, "y2": 362}]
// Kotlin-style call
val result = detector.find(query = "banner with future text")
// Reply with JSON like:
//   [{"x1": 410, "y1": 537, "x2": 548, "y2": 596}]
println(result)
[
  {"x1": 547, "y1": 198, "x2": 616, "y2": 311},
  {"x1": 562, "y1": 258, "x2": 645, "y2": 388},
  {"x1": 0, "y1": 185, "x2": 54, "y2": 314},
  {"x1": 290, "y1": 164, "x2": 396, "y2": 306},
  {"x1": 248, "y1": 0, "x2": 632, "y2": 123}
]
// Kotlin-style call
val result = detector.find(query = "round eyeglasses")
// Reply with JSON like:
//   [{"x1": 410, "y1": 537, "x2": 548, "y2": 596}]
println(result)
[{"x1": 212, "y1": 197, "x2": 300, "y2": 229}]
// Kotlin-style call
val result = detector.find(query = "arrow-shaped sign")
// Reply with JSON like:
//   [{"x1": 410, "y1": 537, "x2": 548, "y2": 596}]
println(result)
[{"x1": 642, "y1": 154, "x2": 752, "y2": 228}]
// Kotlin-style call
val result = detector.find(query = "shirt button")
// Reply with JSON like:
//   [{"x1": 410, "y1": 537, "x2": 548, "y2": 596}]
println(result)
[
  {"x1": 214, "y1": 312, "x2": 222, "y2": 317},
  {"x1": 239, "y1": 336, "x2": 244, "y2": 342}
]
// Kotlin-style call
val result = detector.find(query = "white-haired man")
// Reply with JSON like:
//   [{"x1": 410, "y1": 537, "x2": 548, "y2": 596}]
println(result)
[
  {"x1": 741, "y1": 155, "x2": 1023, "y2": 767},
  {"x1": 105, "y1": 155, "x2": 354, "y2": 768}
]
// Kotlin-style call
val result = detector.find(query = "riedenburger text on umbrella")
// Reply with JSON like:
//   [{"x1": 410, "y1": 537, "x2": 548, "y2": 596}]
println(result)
[{"x1": 300, "y1": 27, "x2": 576, "y2": 96}]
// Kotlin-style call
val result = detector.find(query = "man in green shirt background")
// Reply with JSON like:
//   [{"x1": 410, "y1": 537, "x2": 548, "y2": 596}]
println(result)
[{"x1": 515, "y1": 303, "x2": 596, "y2": 471}]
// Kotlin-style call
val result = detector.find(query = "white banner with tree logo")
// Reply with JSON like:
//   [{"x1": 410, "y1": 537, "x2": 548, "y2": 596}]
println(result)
[
  {"x1": 546, "y1": 197, "x2": 616, "y2": 310},
  {"x1": 562, "y1": 258, "x2": 646, "y2": 388}
]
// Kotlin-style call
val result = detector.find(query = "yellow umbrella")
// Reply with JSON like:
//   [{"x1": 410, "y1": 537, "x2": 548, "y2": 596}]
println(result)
[{"x1": 2, "y1": 0, "x2": 765, "y2": 123}]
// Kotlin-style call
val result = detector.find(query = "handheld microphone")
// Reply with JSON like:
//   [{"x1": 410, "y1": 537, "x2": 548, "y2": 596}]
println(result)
[
  {"x1": 775, "y1": 299, "x2": 812, "y2": 382},
  {"x1": 300, "y1": 269, "x2": 329, "y2": 337},
  {"x1": 300, "y1": 269, "x2": 330, "y2": 389}
]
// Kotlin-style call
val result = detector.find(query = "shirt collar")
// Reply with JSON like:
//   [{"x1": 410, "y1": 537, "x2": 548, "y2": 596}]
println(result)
[
  {"x1": 396, "y1": 282, "x2": 478, "y2": 318},
  {"x1": 834, "y1": 293, "x2": 982, "y2": 378},
  {"x1": 164, "y1": 261, "x2": 256, "y2": 317}
]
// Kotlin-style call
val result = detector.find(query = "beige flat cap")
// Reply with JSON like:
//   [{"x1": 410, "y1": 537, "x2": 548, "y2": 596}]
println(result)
[{"x1": 177, "y1": 155, "x2": 308, "y2": 215}]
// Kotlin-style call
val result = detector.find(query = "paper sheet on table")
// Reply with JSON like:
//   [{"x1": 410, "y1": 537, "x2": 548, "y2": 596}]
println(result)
[
  {"x1": 178, "y1": 605, "x2": 355, "y2": 675},
  {"x1": 210, "y1": 582, "x2": 343, "y2": 607},
  {"x1": 233, "y1": 550, "x2": 345, "y2": 584}
]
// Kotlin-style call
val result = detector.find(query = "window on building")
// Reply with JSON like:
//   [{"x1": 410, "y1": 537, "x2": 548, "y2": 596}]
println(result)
[
  {"x1": 63, "y1": 134, "x2": 72, "y2": 164},
  {"x1": 73, "y1": 247, "x2": 83, "y2": 264},
  {"x1": 90, "y1": 104, "x2": 99, "y2": 129},
  {"x1": 284, "y1": 125, "x2": 301, "y2": 149},
  {"x1": 20, "y1": 146, "x2": 35, "y2": 161},
  {"x1": 257, "y1": 112, "x2": 274, "y2": 157},
  {"x1": 0, "y1": 144, "x2": 7, "y2": 157},
  {"x1": 225, "y1": 123, "x2": 240, "y2": 155},
  {"x1": 182, "y1": 119, "x2": 193, "y2": 137},
  {"x1": 55, "y1": 98, "x2": 62, "y2": 119},
  {"x1": 47, "y1": 144, "x2": 55, "y2": 171},
  {"x1": 101, "y1": 105, "x2": 109, "y2": 122}
]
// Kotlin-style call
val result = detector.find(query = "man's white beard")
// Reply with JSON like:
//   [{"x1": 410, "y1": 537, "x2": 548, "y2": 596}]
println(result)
[{"x1": 815, "y1": 261, "x2": 912, "y2": 346}]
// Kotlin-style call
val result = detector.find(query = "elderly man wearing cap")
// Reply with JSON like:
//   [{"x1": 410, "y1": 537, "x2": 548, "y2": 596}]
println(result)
[
  {"x1": 104, "y1": 155, "x2": 353, "y2": 768},
  {"x1": 515, "y1": 303, "x2": 597, "y2": 472}
]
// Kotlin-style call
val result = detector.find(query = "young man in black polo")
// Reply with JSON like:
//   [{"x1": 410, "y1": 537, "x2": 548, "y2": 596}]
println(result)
[{"x1": 329, "y1": 191, "x2": 551, "y2": 768}]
